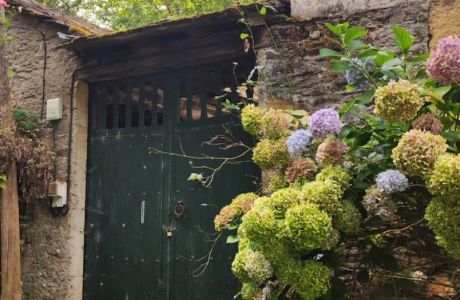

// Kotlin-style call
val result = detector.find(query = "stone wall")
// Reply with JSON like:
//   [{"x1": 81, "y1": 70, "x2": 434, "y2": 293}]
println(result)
[
  {"x1": 5, "y1": 12, "x2": 79, "y2": 300},
  {"x1": 430, "y1": 0, "x2": 460, "y2": 50},
  {"x1": 258, "y1": 0, "x2": 431, "y2": 110}
]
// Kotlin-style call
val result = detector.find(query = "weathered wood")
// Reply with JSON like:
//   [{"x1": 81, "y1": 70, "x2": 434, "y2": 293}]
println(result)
[
  {"x1": 76, "y1": 37, "x2": 251, "y2": 82},
  {"x1": 0, "y1": 8, "x2": 21, "y2": 299},
  {"x1": 8, "y1": 0, "x2": 109, "y2": 36},
  {"x1": 0, "y1": 160, "x2": 22, "y2": 300}
]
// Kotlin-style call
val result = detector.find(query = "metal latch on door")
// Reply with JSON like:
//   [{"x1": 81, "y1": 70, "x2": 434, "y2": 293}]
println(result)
[{"x1": 166, "y1": 201, "x2": 186, "y2": 237}]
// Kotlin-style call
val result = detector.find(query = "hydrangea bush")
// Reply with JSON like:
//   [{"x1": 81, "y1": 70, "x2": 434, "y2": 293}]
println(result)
[{"x1": 214, "y1": 23, "x2": 460, "y2": 299}]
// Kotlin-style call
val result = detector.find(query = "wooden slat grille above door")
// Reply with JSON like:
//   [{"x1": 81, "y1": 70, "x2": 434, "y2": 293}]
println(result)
[{"x1": 90, "y1": 60, "x2": 255, "y2": 133}]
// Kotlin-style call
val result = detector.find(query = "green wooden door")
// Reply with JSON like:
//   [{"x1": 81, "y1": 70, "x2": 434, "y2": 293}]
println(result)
[{"x1": 84, "y1": 61, "x2": 259, "y2": 300}]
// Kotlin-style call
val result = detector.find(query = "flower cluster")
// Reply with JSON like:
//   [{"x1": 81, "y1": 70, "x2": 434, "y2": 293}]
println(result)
[
  {"x1": 375, "y1": 170, "x2": 409, "y2": 194},
  {"x1": 334, "y1": 200, "x2": 361, "y2": 235},
  {"x1": 425, "y1": 198, "x2": 460, "y2": 260},
  {"x1": 241, "y1": 104, "x2": 264, "y2": 136},
  {"x1": 214, "y1": 193, "x2": 258, "y2": 231},
  {"x1": 308, "y1": 108, "x2": 343, "y2": 140},
  {"x1": 316, "y1": 138, "x2": 349, "y2": 166},
  {"x1": 268, "y1": 188, "x2": 302, "y2": 218},
  {"x1": 427, "y1": 154, "x2": 460, "y2": 198},
  {"x1": 412, "y1": 114, "x2": 444, "y2": 134},
  {"x1": 261, "y1": 109, "x2": 290, "y2": 140},
  {"x1": 265, "y1": 171, "x2": 289, "y2": 193},
  {"x1": 285, "y1": 203, "x2": 339, "y2": 251},
  {"x1": 285, "y1": 157, "x2": 317, "y2": 183},
  {"x1": 244, "y1": 250, "x2": 273, "y2": 284},
  {"x1": 301, "y1": 180, "x2": 343, "y2": 215},
  {"x1": 241, "y1": 283, "x2": 257, "y2": 300},
  {"x1": 427, "y1": 36, "x2": 460, "y2": 85},
  {"x1": 214, "y1": 205, "x2": 240, "y2": 232},
  {"x1": 392, "y1": 129, "x2": 447, "y2": 177},
  {"x1": 315, "y1": 165, "x2": 352, "y2": 191},
  {"x1": 252, "y1": 139, "x2": 290, "y2": 169},
  {"x1": 362, "y1": 186, "x2": 397, "y2": 222},
  {"x1": 0, "y1": 0, "x2": 6, "y2": 9},
  {"x1": 374, "y1": 80, "x2": 423, "y2": 122},
  {"x1": 295, "y1": 261, "x2": 331, "y2": 300},
  {"x1": 286, "y1": 129, "x2": 312, "y2": 158}
]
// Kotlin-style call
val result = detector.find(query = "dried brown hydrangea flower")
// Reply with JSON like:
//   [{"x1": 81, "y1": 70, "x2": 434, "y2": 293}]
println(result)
[
  {"x1": 285, "y1": 157, "x2": 317, "y2": 183},
  {"x1": 412, "y1": 113, "x2": 444, "y2": 134}
]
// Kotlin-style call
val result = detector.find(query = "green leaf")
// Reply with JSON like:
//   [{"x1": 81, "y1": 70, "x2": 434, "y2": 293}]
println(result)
[
  {"x1": 359, "y1": 48, "x2": 379, "y2": 58},
  {"x1": 344, "y1": 27, "x2": 367, "y2": 44},
  {"x1": 319, "y1": 48, "x2": 343, "y2": 57},
  {"x1": 0, "y1": 174, "x2": 6, "y2": 190},
  {"x1": 412, "y1": 53, "x2": 429, "y2": 62},
  {"x1": 381, "y1": 58, "x2": 403, "y2": 71},
  {"x1": 375, "y1": 52, "x2": 395, "y2": 67},
  {"x1": 226, "y1": 235, "x2": 240, "y2": 244},
  {"x1": 392, "y1": 26, "x2": 414, "y2": 54},
  {"x1": 340, "y1": 99, "x2": 357, "y2": 115},
  {"x1": 347, "y1": 40, "x2": 365, "y2": 52},
  {"x1": 7, "y1": 68, "x2": 15, "y2": 78},
  {"x1": 330, "y1": 61, "x2": 349, "y2": 73},
  {"x1": 240, "y1": 33, "x2": 249, "y2": 40},
  {"x1": 290, "y1": 110, "x2": 309, "y2": 118},
  {"x1": 357, "y1": 90, "x2": 375, "y2": 105},
  {"x1": 259, "y1": 6, "x2": 267, "y2": 16},
  {"x1": 422, "y1": 85, "x2": 451, "y2": 103},
  {"x1": 324, "y1": 22, "x2": 341, "y2": 36},
  {"x1": 442, "y1": 131, "x2": 460, "y2": 142}
]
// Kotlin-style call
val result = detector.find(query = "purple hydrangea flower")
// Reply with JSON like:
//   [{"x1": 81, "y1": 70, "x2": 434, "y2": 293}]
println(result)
[
  {"x1": 375, "y1": 170, "x2": 409, "y2": 194},
  {"x1": 428, "y1": 36, "x2": 460, "y2": 85},
  {"x1": 286, "y1": 129, "x2": 312, "y2": 158},
  {"x1": 308, "y1": 108, "x2": 343, "y2": 140}
]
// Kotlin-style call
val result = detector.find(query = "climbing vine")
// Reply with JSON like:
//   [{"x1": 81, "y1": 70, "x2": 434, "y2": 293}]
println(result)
[{"x1": 215, "y1": 22, "x2": 460, "y2": 299}]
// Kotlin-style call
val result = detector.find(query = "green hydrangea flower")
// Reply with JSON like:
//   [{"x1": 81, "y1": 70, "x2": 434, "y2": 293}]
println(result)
[
  {"x1": 214, "y1": 193, "x2": 258, "y2": 232},
  {"x1": 374, "y1": 80, "x2": 424, "y2": 122},
  {"x1": 258, "y1": 240, "x2": 301, "y2": 284},
  {"x1": 241, "y1": 104, "x2": 264, "y2": 136},
  {"x1": 392, "y1": 129, "x2": 447, "y2": 177},
  {"x1": 252, "y1": 139, "x2": 290, "y2": 169},
  {"x1": 296, "y1": 261, "x2": 331, "y2": 300},
  {"x1": 425, "y1": 197, "x2": 460, "y2": 260},
  {"x1": 301, "y1": 180, "x2": 343, "y2": 215},
  {"x1": 427, "y1": 154, "x2": 460, "y2": 198},
  {"x1": 266, "y1": 172, "x2": 289, "y2": 194},
  {"x1": 244, "y1": 250, "x2": 273, "y2": 284},
  {"x1": 334, "y1": 200, "x2": 361, "y2": 235},
  {"x1": 284, "y1": 203, "x2": 339, "y2": 251},
  {"x1": 315, "y1": 165, "x2": 352, "y2": 191},
  {"x1": 261, "y1": 109, "x2": 290, "y2": 140},
  {"x1": 232, "y1": 193, "x2": 259, "y2": 214},
  {"x1": 232, "y1": 249, "x2": 252, "y2": 282},
  {"x1": 214, "y1": 205, "x2": 241, "y2": 232},
  {"x1": 240, "y1": 198, "x2": 280, "y2": 245},
  {"x1": 268, "y1": 188, "x2": 302, "y2": 219},
  {"x1": 241, "y1": 282, "x2": 258, "y2": 300}
]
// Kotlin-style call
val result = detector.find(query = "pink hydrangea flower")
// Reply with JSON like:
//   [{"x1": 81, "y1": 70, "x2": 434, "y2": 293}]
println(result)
[
  {"x1": 0, "y1": 0, "x2": 7, "y2": 9},
  {"x1": 428, "y1": 36, "x2": 460, "y2": 85}
]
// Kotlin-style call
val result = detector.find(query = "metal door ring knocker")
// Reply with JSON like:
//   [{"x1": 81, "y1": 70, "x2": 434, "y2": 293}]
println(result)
[{"x1": 174, "y1": 201, "x2": 185, "y2": 219}]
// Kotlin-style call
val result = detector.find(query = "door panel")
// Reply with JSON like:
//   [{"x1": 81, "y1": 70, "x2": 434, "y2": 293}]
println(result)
[
  {"x1": 85, "y1": 132, "x2": 164, "y2": 300},
  {"x1": 170, "y1": 123, "x2": 258, "y2": 300}
]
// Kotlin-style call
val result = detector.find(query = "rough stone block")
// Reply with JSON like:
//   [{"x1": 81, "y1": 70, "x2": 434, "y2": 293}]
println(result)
[{"x1": 291, "y1": 0, "x2": 430, "y2": 19}]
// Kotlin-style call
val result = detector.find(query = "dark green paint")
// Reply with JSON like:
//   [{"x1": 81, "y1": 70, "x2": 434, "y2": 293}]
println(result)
[{"x1": 84, "y1": 61, "x2": 259, "y2": 300}]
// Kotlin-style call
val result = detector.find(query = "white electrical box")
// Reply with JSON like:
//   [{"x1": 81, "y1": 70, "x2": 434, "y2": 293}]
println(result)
[
  {"x1": 46, "y1": 98, "x2": 63, "y2": 121},
  {"x1": 48, "y1": 181, "x2": 67, "y2": 208}
]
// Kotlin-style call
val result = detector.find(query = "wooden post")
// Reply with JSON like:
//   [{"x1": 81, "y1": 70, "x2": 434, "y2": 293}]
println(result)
[
  {"x1": 0, "y1": 5, "x2": 22, "y2": 300},
  {"x1": 0, "y1": 160, "x2": 21, "y2": 300}
]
